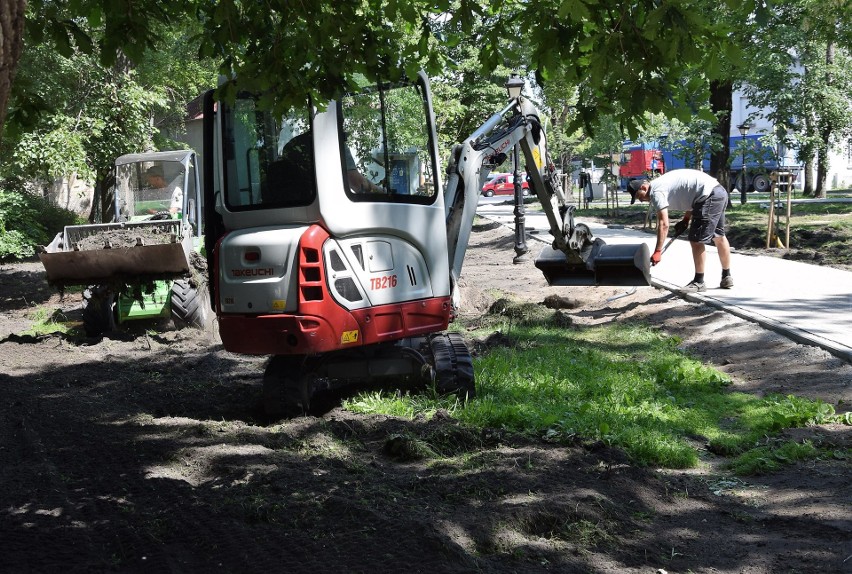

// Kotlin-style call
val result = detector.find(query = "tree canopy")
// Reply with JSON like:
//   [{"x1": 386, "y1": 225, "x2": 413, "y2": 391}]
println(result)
[
  {"x1": 3, "y1": 0, "x2": 851, "y2": 195},
  {"x1": 4, "y1": 0, "x2": 763, "y2": 139}
]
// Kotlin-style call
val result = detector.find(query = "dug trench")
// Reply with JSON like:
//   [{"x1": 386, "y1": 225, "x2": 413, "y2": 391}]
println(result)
[{"x1": 0, "y1": 221, "x2": 850, "y2": 573}]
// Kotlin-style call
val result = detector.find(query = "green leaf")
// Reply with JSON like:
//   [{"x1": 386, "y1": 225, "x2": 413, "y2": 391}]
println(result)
[
  {"x1": 54, "y1": 27, "x2": 73, "y2": 58},
  {"x1": 87, "y1": 7, "x2": 103, "y2": 28}
]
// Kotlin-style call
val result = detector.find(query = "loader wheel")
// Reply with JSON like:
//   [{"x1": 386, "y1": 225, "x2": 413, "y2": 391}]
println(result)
[
  {"x1": 262, "y1": 355, "x2": 313, "y2": 418},
  {"x1": 428, "y1": 332, "x2": 475, "y2": 400},
  {"x1": 170, "y1": 279, "x2": 210, "y2": 330},
  {"x1": 82, "y1": 286, "x2": 116, "y2": 337}
]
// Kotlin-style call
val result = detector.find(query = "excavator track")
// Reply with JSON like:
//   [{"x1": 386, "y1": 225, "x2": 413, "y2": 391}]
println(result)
[{"x1": 427, "y1": 332, "x2": 475, "y2": 400}]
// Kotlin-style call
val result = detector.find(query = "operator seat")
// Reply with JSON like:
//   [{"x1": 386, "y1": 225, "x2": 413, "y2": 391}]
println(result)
[{"x1": 263, "y1": 131, "x2": 317, "y2": 206}]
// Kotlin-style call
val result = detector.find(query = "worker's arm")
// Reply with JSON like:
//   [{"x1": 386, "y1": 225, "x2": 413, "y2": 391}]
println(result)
[
  {"x1": 651, "y1": 208, "x2": 670, "y2": 266},
  {"x1": 347, "y1": 170, "x2": 382, "y2": 193},
  {"x1": 655, "y1": 208, "x2": 670, "y2": 251},
  {"x1": 673, "y1": 210, "x2": 692, "y2": 235}
]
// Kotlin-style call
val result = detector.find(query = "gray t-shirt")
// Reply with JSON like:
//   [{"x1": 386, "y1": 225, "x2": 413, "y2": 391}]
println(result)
[{"x1": 649, "y1": 169, "x2": 720, "y2": 212}]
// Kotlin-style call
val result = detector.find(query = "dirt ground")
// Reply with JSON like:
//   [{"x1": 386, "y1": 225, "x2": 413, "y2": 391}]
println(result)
[{"x1": 1, "y1": 221, "x2": 850, "y2": 574}]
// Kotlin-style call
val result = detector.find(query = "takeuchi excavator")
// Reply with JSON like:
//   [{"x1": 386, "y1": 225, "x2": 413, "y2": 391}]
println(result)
[{"x1": 201, "y1": 72, "x2": 650, "y2": 415}]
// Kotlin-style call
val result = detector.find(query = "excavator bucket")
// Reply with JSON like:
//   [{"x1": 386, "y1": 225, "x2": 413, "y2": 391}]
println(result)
[{"x1": 535, "y1": 242, "x2": 651, "y2": 287}]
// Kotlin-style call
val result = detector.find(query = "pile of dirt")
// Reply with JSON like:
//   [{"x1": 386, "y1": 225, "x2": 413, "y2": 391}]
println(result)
[
  {"x1": 74, "y1": 226, "x2": 179, "y2": 250},
  {"x1": 1, "y1": 221, "x2": 850, "y2": 573}
]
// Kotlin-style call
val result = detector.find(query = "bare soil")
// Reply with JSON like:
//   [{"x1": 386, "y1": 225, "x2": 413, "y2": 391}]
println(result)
[{"x1": 1, "y1": 221, "x2": 850, "y2": 574}]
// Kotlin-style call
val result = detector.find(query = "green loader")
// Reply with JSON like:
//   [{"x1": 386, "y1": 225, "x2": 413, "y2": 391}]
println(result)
[{"x1": 39, "y1": 150, "x2": 210, "y2": 337}]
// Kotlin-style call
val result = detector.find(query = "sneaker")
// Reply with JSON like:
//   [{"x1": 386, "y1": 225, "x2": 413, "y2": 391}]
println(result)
[
  {"x1": 720, "y1": 275, "x2": 734, "y2": 289},
  {"x1": 682, "y1": 280, "x2": 706, "y2": 292}
]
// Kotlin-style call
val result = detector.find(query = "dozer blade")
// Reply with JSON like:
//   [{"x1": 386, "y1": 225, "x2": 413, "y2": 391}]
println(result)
[{"x1": 535, "y1": 242, "x2": 651, "y2": 287}]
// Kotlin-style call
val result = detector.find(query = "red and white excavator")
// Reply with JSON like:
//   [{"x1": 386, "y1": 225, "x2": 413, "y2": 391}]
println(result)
[{"x1": 201, "y1": 72, "x2": 650, "y2": 415}]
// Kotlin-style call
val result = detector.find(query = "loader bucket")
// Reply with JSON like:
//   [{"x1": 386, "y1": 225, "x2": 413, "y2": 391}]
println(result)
[
  {"x1": 535, "y1": 242, "x2": 651, "y2": 287},
  {"x1": 39, "y1": 243, "x2": 190, "y2": 286},
  {"x1": 38, "y1": 220, "x2": 192, "y2": 287}
]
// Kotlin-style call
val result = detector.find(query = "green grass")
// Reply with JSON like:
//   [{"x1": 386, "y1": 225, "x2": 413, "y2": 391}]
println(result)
[
  {"x1": 729, "y1": 440, "x2": 851, "y2": 475},
  {"x1": 344, "y1": 304, "x2": 846, "y2": 473},
  {"x1": 23, "y1": 307, "x2": 73, "y2": 336}
]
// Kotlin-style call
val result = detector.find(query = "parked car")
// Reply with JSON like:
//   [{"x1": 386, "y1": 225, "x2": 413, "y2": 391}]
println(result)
[{"x1": 482, "y1": 174, "x2": 530, "y2": 197}]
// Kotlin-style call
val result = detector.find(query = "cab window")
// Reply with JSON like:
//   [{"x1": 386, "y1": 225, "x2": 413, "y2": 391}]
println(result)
[
  {"x1": 339, "y1": 81, "x2": 437, "y2": 202},
  {"x1": 220, "y1": 98, "x2": 316, "y2": 210}
]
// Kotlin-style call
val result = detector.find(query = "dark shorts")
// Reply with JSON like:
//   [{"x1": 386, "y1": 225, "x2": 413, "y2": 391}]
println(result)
[{"x1": 688, "y1": 185, "x2": 727, "y2": 245}]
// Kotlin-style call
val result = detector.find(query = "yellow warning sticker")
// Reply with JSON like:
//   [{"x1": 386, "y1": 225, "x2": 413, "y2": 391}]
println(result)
[
  {"x1": 533, "y1": 147, "x2": 542, "y2": 169},
  {"x1": 341, "y1": 330, "x2": 359, "y2": 344},
  {"x1": 271, "y1": 299, "x2": 286, "y2": 311}
]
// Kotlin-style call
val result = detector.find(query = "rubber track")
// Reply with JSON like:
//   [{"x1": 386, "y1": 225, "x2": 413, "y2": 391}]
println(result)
[{"x1": 429, "y1": 332, "x2": 475, "y2": 399}]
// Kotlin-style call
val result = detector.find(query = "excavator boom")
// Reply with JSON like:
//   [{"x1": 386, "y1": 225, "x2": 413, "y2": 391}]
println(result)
[{"x1": 443, "y1": 96, "x2": 650, "y2": 289}]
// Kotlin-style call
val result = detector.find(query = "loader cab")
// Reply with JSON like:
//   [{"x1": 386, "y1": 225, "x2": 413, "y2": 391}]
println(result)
[{"x1": 114, "y1": 150, "x2": 202, "y2": 235}]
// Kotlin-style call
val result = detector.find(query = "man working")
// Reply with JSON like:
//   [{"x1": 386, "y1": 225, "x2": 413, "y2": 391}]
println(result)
[
  {"x1": 145, "y1": 165, "x2": 183, "y2": 216},
  {"x1": 628, "y1": 169, "x2": 733, "y2": 292}
]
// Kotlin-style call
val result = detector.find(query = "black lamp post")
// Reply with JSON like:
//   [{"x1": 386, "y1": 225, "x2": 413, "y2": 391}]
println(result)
[
  {"x1": 737, "y1": 121, "x2": 751, "y2": 204},
  {"x1": 506, "y1": 73, "x2": 528, "y2": 263}
]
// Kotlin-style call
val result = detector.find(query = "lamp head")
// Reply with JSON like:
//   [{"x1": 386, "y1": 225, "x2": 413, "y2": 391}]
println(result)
[{"x1": 505, "y1": 73, "x2": 524, "y2": 99}]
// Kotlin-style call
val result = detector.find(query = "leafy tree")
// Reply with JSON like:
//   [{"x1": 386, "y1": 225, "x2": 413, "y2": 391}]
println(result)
[
  {"x1": 3, "y1": 8, "x2": 217, "y2": 224},
  {"x1": 3, "y1": 40, "x2": 162, "y2": 218},
  {"x1": 3, "y1": 0, "x2": 766, "y2": 146},
  {"x1": 741, "y1": 0, "x2": 852, "y2": 196}
]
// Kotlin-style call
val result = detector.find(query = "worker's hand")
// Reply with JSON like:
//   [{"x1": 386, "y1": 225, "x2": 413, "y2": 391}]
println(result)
[
  {"x1": 650, "y1": 249, "x2": 662, "y2": 266},
  {"x1": 673, "y1": 217, "x2": 689, "y2": 236}
]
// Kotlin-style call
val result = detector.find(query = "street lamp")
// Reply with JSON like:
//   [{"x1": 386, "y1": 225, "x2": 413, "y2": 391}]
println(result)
[
  {"x1": 505, "y1": 73, "x2": 524, "y2": 99},
  {"x1": 737, "y1": 121, "x2": 751, "y2": 204},
  {"x1": 506, "y1": 73, "x2": 528, "y2": 262}
]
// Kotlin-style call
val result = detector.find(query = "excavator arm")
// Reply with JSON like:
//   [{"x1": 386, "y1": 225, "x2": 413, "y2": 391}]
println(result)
[{"x1": 443, "y1": 95, "x2": 651, "y2": 291}]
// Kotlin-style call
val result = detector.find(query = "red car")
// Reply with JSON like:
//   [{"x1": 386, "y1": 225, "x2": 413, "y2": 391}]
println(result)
[{"x1": 482, "y1": 174, "x2": 530, "y2": 197}]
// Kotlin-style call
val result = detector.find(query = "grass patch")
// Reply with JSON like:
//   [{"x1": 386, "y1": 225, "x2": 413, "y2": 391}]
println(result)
[
  {"x1": 728, "y1": 440, "x2": 818, "y2": 475},
  {"x1": 344, "y1": 305, "x2": 844, "y2": 472},
  {"x1": 24, "y1": 307, "x2": 73, "y2": 336}
]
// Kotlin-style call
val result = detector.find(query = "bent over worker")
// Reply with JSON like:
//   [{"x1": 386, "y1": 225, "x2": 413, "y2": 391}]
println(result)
[{"x1": 628, "y1": 169, "x2": 733, "y2": 292}]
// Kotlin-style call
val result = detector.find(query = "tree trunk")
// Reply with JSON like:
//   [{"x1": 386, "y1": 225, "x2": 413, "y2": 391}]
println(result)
[
  {"x1": 708, "y1": 80, "x2": 733, "y2": 190},
  {"x1": 814, "y1": 41, "x2": 835, "y2": 198},
  {"x1": 0, "y1": 0, "x2": 26, "y2": 144},
  {"x1": 88, "y1": 171, "x2": 116, "y2": 224},
  {"x1": 803, "y1": 159, "x2": 814, "y2": 196},
  {"x1": 815, "y1": 146, "x2": 829, "y2": 197}
]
